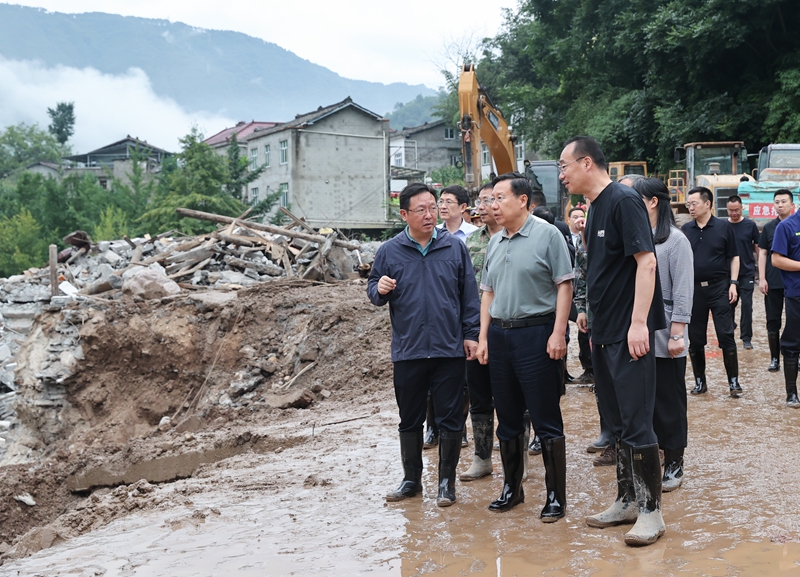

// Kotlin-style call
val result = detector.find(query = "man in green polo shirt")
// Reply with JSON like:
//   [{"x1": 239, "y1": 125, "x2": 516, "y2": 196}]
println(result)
[{"x1": 476, "y1": 172, "x2": 574, "y2": 521}]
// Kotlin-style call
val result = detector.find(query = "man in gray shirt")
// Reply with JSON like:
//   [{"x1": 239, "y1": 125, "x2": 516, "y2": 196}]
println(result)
[{"x1": 476, "y1": 172, "x2": 573, "y2": 521}]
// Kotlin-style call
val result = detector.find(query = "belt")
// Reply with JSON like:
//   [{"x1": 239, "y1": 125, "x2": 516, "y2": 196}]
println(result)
[
  {"x1": 491, "y1": 313, "x2": 555, "y2": 329},
  {"x1": 696, "y1": 276, "x2": 727, "y2": 287}
]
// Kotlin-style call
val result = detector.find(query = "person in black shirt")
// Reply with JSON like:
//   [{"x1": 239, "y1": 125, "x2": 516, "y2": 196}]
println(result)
[
  {"x1": 726, "y1": 195, "x2": 759, "y2": 349},
  {"x1": 681, "y1": 187, "x2": 741, "y2": 397},
  {"x1": 758, "y1": 189, "x2": 794, "y2": 372},
  {"x1": 559, "y1": 136, "x2": 666, "y2": 547}
]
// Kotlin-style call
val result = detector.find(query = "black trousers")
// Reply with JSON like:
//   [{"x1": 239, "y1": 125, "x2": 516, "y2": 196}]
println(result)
[
  {"x1": 653, "y1": 356, "x2": 688, "y2": 451},
  {"x1": 592, "y1": 337, "x2": 657, "y2": 447},
  {"x1": 487, "y1": 322, "x2": 563, "y2": 442},
  {"x1": 465, "y1": 359, "x2": 494, "y2": 416},
  {"x1": 765, "y1": 288, "x2": 785, "y2": 334},
  {"x1": 393, "y1": 357, "x2": 464, "y2": 433},
  {"x1": 578, "y1": 329, "x2": 593, "y2": 371},
  {"x1": 730, "y1": 281, "x2": 754, "y2": 341},
  {"x1": 781, "y1": 297, "x2": 800, "y2": 357},
  {"x1": 688, "y1": 278, "x2": 736, "y2": 350}
]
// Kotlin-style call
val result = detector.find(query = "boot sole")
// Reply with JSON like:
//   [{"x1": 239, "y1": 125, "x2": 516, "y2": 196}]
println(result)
[
  {"x1": 385, "y1": 492, "x2": 420, "y2": 502},
  {"x1": 436, "y1": 498, "x2": 456, "y2": 507},
  {"x1": 586, "y1": 516, "x2": 636, "y2": 528},
  {"x1": 662, "y1": 480, "x2": 682, "y2": 492},
  {"x1": 624, "y1": 528, "x2": 665, "y2": 546},
  {"x1": 488, "y1": 497, "x2": 524, "y2": 512},
  {"x1": 459, "y1": 471, "x2": 492, "y2": 481},
  {"x1": 541, "y1": 512, "x2": 565, "y2": 523}
]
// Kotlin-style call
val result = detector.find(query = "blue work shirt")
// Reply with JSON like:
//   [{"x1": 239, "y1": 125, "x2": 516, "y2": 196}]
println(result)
[
  {"x1": 772, "y1": 211, "x2": 800, "y2": 298},
  {"x1": 405, "y1": 226, "x2": 437, "y2": 256}
]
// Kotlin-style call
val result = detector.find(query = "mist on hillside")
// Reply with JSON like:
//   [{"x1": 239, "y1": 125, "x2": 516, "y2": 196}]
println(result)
[{"x1": 0, "y1": 56, "x2": 235, "y2": 153}]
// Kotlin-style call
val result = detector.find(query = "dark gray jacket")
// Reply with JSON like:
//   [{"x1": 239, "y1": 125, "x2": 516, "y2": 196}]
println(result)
[{"x1": 367, "y1": 229, "x2": 480, "y2": 362}]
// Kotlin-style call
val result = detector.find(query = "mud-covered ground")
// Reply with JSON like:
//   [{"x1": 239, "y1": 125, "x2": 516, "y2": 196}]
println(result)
[{"x1": 3, "y1": 283, "x2": 800, "y2": 576}]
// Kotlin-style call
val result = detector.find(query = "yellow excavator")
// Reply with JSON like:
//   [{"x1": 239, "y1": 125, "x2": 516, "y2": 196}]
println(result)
[{"x1": 457, "y1": 64, "x2": 517, "y2": 192}]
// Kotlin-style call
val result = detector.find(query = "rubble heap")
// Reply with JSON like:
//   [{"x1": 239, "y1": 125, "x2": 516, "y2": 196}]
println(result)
[{"x1": 0, "y1": 210, "x2": 382, "y2": 455}]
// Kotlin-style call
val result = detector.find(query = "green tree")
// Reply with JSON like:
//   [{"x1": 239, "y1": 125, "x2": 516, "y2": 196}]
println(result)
[
  {"x1": 139, "y1": 127, "x2": 245, "y2": 235},
  {"x1": 478, "y1": 0, "x2": 800, "y2": 171},
  {"x1": 385, "y1": 94, "x2": 442, "y2": 130},
  {"x1": 0, "y1": 123, "x2": 64, "y2": 179},
  {"x1": 92, "y1": 205, "x2": 129, "y2": 241},
  {"x1": 47, "y1": 102, "x2": 76, "y2": 145},
  {"x1": 225, "y1": 132, "x2": 264, "y2": 201},
  {"x1": 0, "y1": 209, "x2": 49, "y2": 277},
  {"x1": 429, "y1": 165, "x2": 466, "y2": 187}
]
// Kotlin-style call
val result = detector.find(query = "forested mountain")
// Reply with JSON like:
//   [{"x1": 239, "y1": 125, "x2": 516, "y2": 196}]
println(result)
[
  {"x1": 477, "y1": 0, "x2": 800, "y2": 170},
  {"x1": 0, "y1": 4, "x2": 435, "y2": 121}
]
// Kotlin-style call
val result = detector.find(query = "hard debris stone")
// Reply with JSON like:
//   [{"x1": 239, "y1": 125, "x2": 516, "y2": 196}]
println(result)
[{"x1": 122, "y1": 267, "x2": 181, "y2": 300}]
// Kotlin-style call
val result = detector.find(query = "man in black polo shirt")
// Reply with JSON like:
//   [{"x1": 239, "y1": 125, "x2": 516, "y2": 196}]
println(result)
[
  {"x1": 681, "y1": 187, "x2": 742, "y2": 397},
  {"x1": 727, "y1": 195, "x2": 759, "y2": 349},
  {"x1": 559, "y1": 136, "x2": 666, "y2": 547},
  {"x1": 758, "y1": 190, "x2": 794, "y2": 372}
]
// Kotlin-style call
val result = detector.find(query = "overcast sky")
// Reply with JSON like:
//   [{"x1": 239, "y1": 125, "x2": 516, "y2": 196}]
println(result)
[
  {"x1": 1, "y1": 0, "x2": 518, "y2": 152},
  {"x1": 4, "y1": 0, "x2": 517, "y2": 88}
]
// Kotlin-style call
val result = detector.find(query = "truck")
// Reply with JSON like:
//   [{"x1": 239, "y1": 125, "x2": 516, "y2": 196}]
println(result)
[
  {"x1": 671, "y1": 141, "x2": 750, "y2": 223},
  {"x1": 737, "y1": 144, "x2": 800, "y2": 226},
  {"x1": 608, "y1": 161, "x2": 647, "y2": 182}
]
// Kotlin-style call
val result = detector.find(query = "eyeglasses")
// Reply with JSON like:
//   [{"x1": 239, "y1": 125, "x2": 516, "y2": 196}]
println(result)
[
  {"x1": 405, "y1": 206, "x2": 438, "y2": 215},
  {"x1": 487, "y1": 196, "x2": 508, "y2": 204},
  {"x1": 557, "y1": 156, "x2": 587, "y2": 173},
  {"x1": 475, "y1": 198, "x2": 493, "y2": 206},
  {"x1": 685, "y1": 201, "x2": 704, "y2": 208},
  {"x1": 437, "y1": 199, "x2": 458, "y2": 206}
]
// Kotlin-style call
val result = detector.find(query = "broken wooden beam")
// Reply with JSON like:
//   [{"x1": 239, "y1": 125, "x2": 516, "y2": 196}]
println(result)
[{"x1": 175, "y1": 208, "x2": 360, "y2": 250}]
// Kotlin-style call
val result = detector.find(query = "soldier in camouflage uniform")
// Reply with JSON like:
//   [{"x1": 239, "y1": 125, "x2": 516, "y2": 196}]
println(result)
[{"x1": 460, "y1": 182, "x2": 503, "y2": 481}]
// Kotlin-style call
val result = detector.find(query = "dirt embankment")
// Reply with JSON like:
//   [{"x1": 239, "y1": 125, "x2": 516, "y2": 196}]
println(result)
[{"x1": 0, "y1": 279, "x2": 391, "y2": 559}]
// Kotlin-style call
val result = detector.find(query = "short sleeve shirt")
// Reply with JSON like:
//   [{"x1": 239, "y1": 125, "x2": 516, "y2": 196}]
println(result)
[
  {"x1": 681, "y1": 216, "x2": 737, "y2": 282},
  {"x1": 771, "y1": 211, "x2": 800, "y2": 298},
  {"x1": 585, "y1": 181, "x2": 666, "y2": 344},
  {"x1": 758, "y1": 217, "x2": 784, "y2": 290},
  {"x1": 480, "y1": 215, "x2": 574, "y2": 319},
  {"x1": 729, "y1": 218, "x2": 760, "y2": 281}
]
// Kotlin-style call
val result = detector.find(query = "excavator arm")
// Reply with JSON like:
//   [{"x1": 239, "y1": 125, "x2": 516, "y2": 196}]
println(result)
[{"x1": 458, "y1": 64, "x2": 516, "y2": 191}]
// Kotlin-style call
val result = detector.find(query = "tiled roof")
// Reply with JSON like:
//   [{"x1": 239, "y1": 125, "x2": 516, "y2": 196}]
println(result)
[
  {"x1": 246, "y1": 97, "x2": 383, "y2": 139},
  {"x1": 204, "y1": 121, "x2": 280, "y2": 147}
]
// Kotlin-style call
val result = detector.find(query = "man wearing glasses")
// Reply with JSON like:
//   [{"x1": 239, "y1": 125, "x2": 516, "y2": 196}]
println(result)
[
  {"x1": 681, "y1": 187, "x2": 742, "y2": 398},
  {"x1": 368, "y1": 183, "x2": 480, "y2": 508},
  {"x1": 476, "y1": 173, "x2": 573, "y2": 522},
  {"x1": 437, "y1": 185, "x2": 479, "y2": 242},
  {"x1": 558, "y1": 136, "x2": 666, "y2": 546}
]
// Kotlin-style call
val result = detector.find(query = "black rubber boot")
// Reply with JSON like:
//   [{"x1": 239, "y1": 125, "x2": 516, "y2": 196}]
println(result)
[
  {"x1": 489, "y1": 433, "x2": 525, "y2": 512},
  {"x1": 587, "y1": 395, "x2": 614, "y2": 452},
  {"x1": 624, "y1": 444, "x2": 666, "y2": 546},
  {"x1": 423, "y1": 394, "x2": 438, "y2": 449},
  {"x1": 461, "y1": 391, "x2": 470, "y2": 448},
  {"x1": 436, "y1": 431, "x2": 461, "y2": 507},
  {"x1": 662, "y1": 447, "x2": 684, "y2": 492},
  {"x1": 460, "y1": 413, "x2": 494, "y2": 481},
  {"x1": 722, "y1": 348, "x2": 742, "y2": 397},
  {"x1": 768, "y1": 331, "x2": 781, "y2": 372},
  {"x1": 540, "y1": 436, "x2": 567, "y2": 522},
  {"x1": 688, "y1": 347, "x2": 707, "y2": 395},
  {"x1": 386, "y1": 430, "x2": 424, "y2": 502},
  {"x1": 586, "y1": 439, "x2": 637, "y2": 527},
  {"x1": 784, "y1": 355, "x2": 800, "y2": 408},
  {"x1": 528, "y1": 434, "x2": 542, "y2": 456}
]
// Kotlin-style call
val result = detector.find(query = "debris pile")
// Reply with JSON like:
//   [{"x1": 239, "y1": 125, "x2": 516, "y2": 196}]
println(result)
[{"x1": 0, "y1": 208, "x2": 382, "y2": 459}]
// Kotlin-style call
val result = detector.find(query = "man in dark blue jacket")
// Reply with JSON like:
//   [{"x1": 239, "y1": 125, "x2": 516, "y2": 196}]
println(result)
[{"x1": 368, "y1": 182, "x2": 480, "y2": 507}]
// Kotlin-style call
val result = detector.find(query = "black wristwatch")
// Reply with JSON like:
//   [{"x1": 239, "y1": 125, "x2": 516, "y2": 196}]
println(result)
[{"x1": 730, "y1": 279, "x2": 739, "y2": 286}]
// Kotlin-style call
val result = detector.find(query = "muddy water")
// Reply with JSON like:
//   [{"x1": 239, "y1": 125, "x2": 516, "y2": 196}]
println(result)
[{"x1": 7, "y1": 299, "x2": 800, "y2": 576}]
